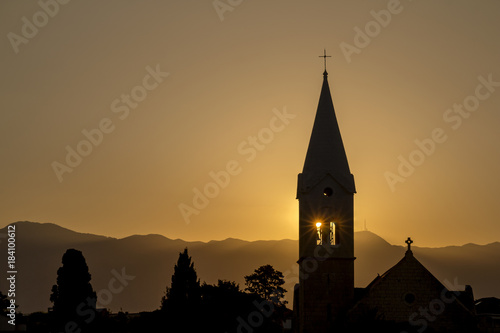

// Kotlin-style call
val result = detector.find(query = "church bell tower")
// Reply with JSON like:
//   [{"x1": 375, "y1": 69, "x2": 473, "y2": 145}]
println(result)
[{"x1": 296, "y1": 57, "x2": 356, "y2": 332}]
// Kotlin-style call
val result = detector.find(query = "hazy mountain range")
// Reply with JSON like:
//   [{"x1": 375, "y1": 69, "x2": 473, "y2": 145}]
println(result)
[{"x1": 0, "y1": 221, "x2": 499, "y2": 314}]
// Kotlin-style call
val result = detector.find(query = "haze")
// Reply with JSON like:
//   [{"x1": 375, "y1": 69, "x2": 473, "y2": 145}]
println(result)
[{"x1": 1, "y1": 1, "x2": 499, "y2": 247}]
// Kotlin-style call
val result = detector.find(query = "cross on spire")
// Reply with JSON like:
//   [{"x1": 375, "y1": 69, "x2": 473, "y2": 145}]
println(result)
[
  {"x1": 405, "y1": 237, "x2": 413, "y2": 252},
  {"x1": 319, "y1": 49, "x2": 332, "y2": 73}
]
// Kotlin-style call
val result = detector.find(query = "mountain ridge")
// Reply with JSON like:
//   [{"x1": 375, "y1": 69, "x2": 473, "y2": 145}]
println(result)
[
  {"x1": 0, "y1": 221, "x2": 498, "y2": 314},
  {"x1": 6, "y1": 221, "x2": 497, "y2": 248}
]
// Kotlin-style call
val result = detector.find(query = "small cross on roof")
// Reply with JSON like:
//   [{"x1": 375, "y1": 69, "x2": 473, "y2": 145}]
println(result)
[{"x1": 405, "y1": 237, "x2": 413, "y2": 252}]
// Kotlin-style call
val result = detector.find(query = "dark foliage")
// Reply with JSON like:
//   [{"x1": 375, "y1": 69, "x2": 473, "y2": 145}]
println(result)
[
  {"x1": 0, "y1": 290, "x2": 11, "y2": 316},
  {"x1": 159, "y1": 248, "x2": 201, "y2": 331},
  {"x1": 244, "y1": 264, "x2": 287, "y2": 306},
  {"x1": 157, "y1": 250, "x2": 290, "y2": 333},
  {"x1": 160, "y1": 247, "x2": 201, "y2": 312},
  {"x1": 198, "y1": 279, "x2": 290, "y2": 333},
  {"x1": 23, "y1": 248, "x2": 291, "y2": 332},
  {"x1": 50, "y1": 248, "x2": 97, "y2": 332}
]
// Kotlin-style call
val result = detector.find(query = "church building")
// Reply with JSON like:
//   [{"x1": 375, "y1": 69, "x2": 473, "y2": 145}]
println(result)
[{"x1": 293, "y1": 56, "x2": 478, "y2": 332}]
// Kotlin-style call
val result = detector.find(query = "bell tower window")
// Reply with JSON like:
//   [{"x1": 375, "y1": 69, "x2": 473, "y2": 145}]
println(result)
[
  {"x1": 315, "y1": 221, "x2": 337, "y2": 246},
  {"x1": 316, "y1": 222, "x2": 322, "y2": 245},
  {"x1": 329, "y1": 222, "x2": 336, "y2": 245}
]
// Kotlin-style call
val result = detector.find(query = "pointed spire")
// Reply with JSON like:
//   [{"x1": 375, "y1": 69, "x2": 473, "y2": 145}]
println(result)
[{"x1": 302, "y1": 71, "x2": 355, "y2": 193}]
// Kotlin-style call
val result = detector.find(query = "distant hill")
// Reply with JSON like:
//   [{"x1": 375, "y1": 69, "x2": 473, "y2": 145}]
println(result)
[{"x1": 0, "y1": 221, "x2": 499, "y2": 314}]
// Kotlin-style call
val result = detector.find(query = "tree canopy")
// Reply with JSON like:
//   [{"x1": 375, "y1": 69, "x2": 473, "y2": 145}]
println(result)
[
  {"x1": 244, "y1": 264, "x2": 287, "y2": 305},
  {"x1": 50, "y1": 249, "x2": 97, "y2": 331}
]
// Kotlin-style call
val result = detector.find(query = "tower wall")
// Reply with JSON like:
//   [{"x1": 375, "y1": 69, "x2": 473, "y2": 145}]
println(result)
[
  {"x1": 297, "y1": 175, "x2": 355, "y2": 332},
  {"x1": 298, "y1": 258, "x2": 354, "y2": 333}
]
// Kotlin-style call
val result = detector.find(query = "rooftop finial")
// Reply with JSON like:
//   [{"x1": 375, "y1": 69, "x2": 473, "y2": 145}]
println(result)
[
  {"x1": 405, "y1": 237, "x2": 413, "y2": 253},
  {"x1": 318, "y1": 49, "x2": 331, "y2": 76}
]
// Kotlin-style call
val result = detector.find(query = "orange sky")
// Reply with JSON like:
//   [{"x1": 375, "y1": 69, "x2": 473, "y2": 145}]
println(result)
[{"x1": 1, "y1": 1, "x2": 499, "y2": 247}]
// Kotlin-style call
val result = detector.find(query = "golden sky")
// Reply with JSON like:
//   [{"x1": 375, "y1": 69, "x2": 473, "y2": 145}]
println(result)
[{"x1": 1, "y1": 1, "x2": 499, "y2": 247}]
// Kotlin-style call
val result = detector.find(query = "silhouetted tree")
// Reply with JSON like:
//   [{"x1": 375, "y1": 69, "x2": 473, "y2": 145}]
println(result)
[
  {"x1": 198, "y1": 280, "x2": 257, "y2": 332},
  {"x1": 245, "y1": 264, "x2": 287, "y2": 305},
  {"x1": 50, "y1": 249, "x2": 97, "y2": 332},
  {"x1": 160, "y1": 248, "x2": 202, "y2": 332},
  {"x1": 200, "y1": 279, "x2": 241, "y2": 305},
  {"x1": 210, "y1": 279, "x2": 240, "y2": 294},
  {"x1": 161, "y1": 248, "x2": 201, "y2": 311}
]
